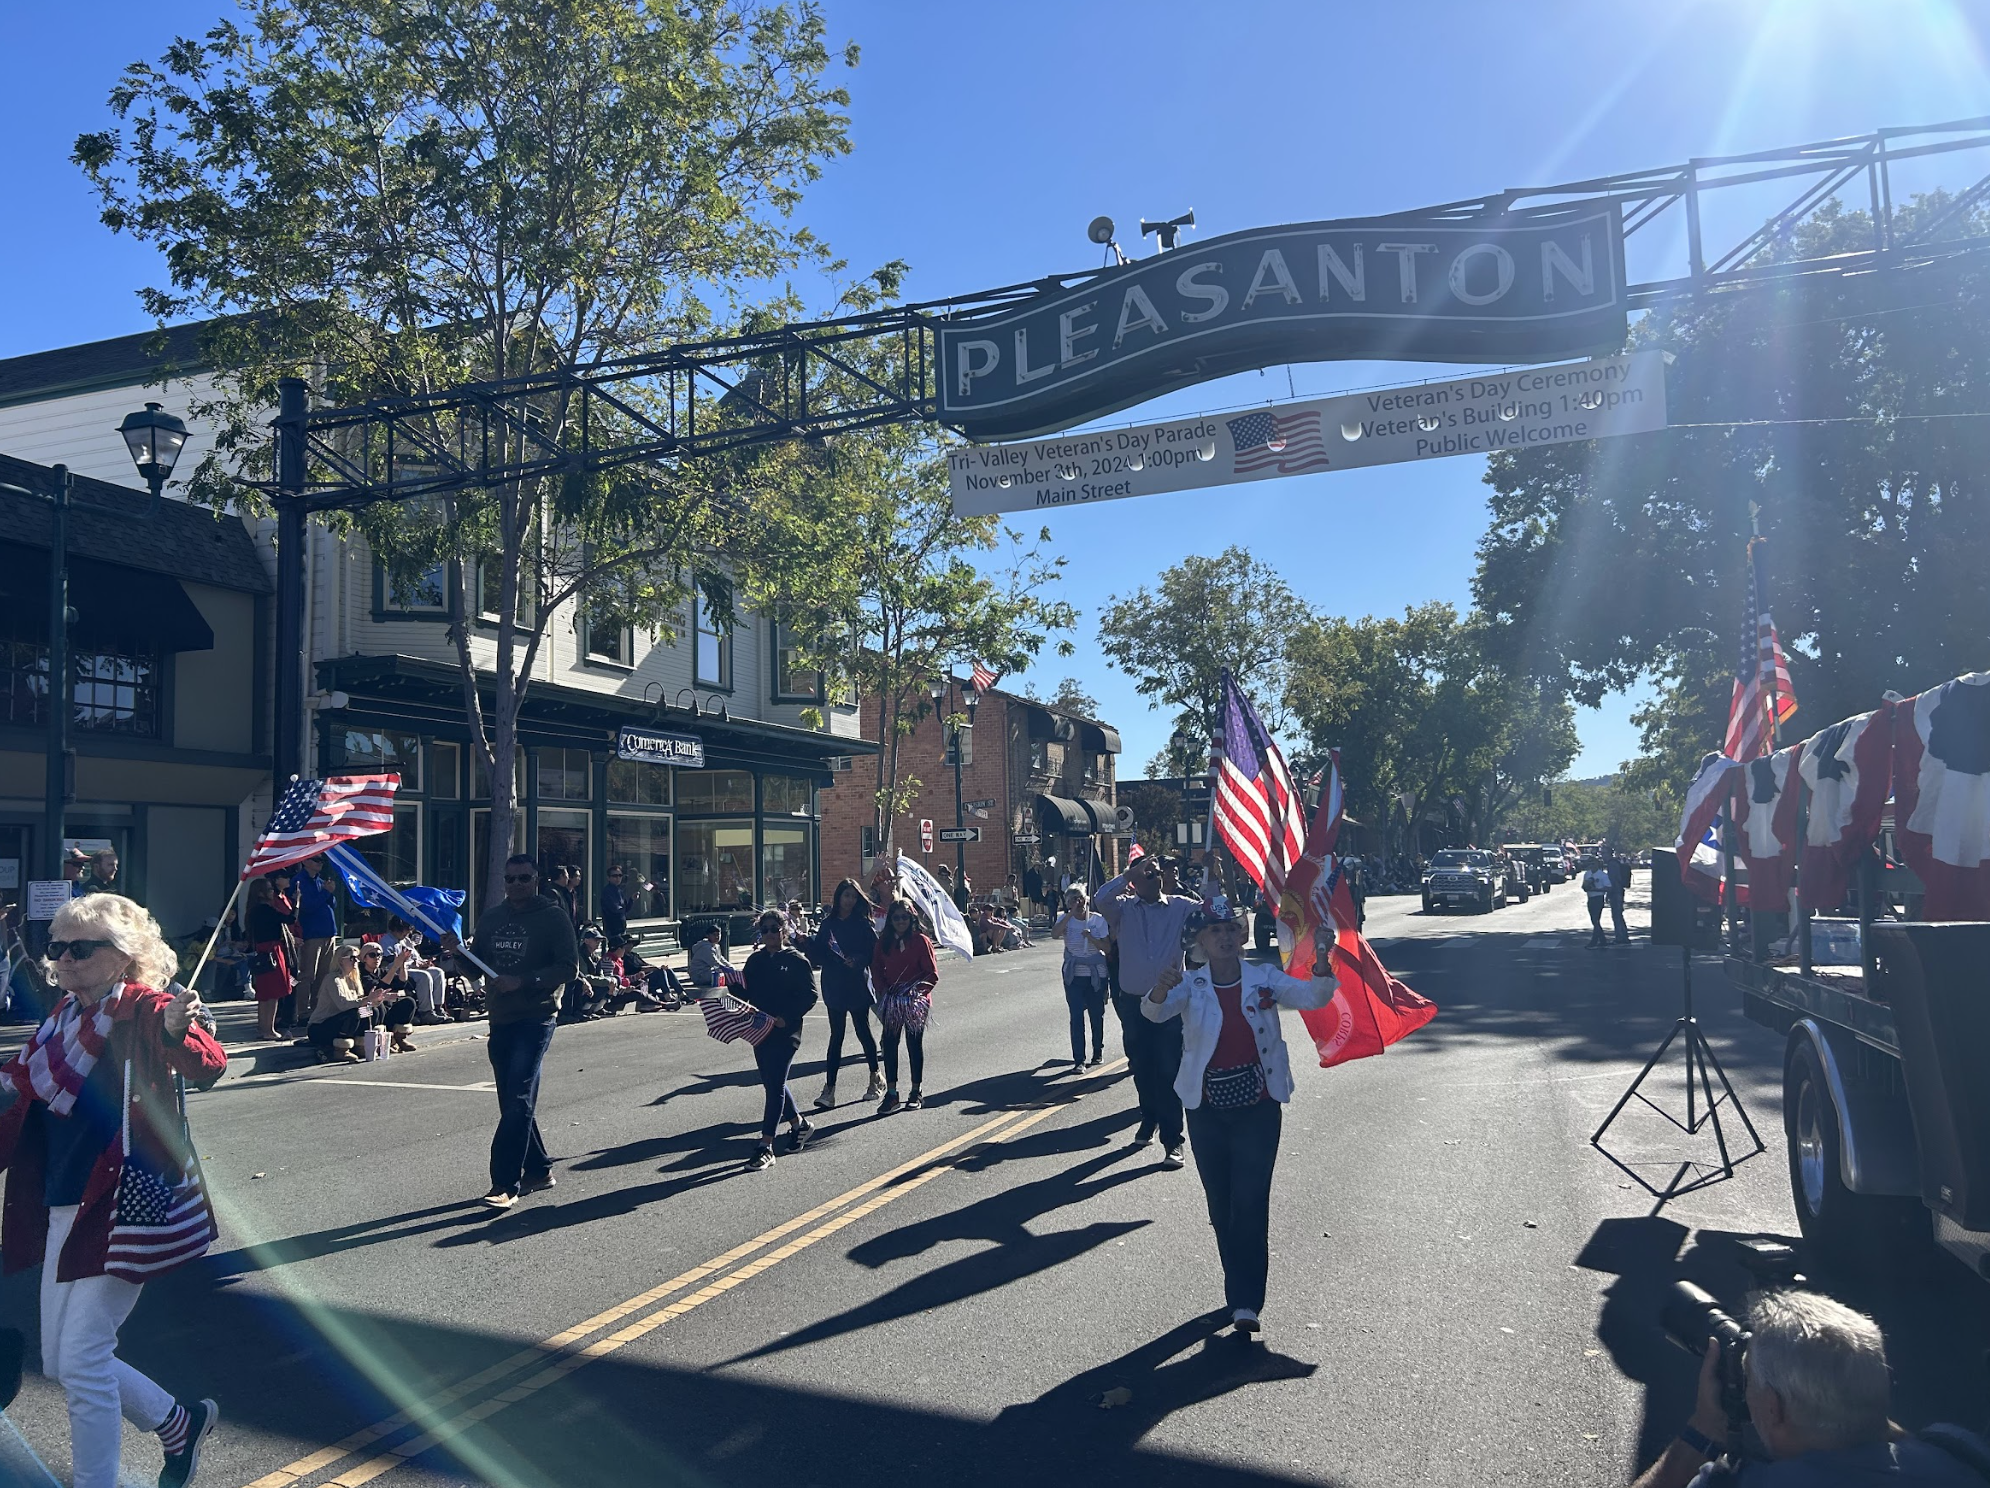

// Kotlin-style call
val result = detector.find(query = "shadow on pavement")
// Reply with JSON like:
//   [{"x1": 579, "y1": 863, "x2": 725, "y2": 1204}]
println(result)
[{"x1": 1577, "y1": 1216, "x2": 1990, "y2": 1470}]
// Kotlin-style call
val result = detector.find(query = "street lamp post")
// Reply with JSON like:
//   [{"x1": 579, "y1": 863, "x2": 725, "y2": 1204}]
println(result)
[
  {"x1": 0, "y1": 403, "x2": 185, "y2": 880},
  {"x1": 930, "y1": 678, "x2": 978, "y2": 895}
]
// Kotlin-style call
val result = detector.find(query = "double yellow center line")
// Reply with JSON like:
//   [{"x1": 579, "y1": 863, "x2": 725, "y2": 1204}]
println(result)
[{"x1": 248, "y1": 1063, "x2": 1122, "y2": 1488}]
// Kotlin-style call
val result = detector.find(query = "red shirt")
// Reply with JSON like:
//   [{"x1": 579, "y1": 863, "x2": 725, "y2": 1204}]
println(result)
[
  {"x1": 1210, "y1": 980, "x2": 1261, "y2": 1069},
  {"x1": 872, "y1": 932, "x2": 939, "y2": 996}
]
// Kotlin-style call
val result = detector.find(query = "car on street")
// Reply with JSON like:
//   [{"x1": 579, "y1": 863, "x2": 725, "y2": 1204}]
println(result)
[
  {"x1": 1500, "y1": 843, "x2": 1559, "y2": 898},
  {"x1": 1421, "y1": 849, "x2": 1508, "y2": 913}
]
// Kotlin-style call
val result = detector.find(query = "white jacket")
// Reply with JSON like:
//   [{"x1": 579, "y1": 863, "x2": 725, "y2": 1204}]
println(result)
[{"x1": 1141, "y1": 958, "x2": 1336, "y2": 1110}]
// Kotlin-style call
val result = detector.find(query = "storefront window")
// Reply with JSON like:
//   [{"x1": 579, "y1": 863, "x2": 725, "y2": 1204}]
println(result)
[
  {"x1": 761, "y1": 825, "x2": 812, "y2": 908},
  {"x1": 355, "y1": 803, "x2": 421, "y2": 883},
  {"x1": 537, "y1": 808, "x2": 590, "y2": 913},
  {"x1": 606, "y1": 815, "x2": 672, "y2": 920},
  {"x1": 430, "y1": 740, "x2": 461, "y2": 799},
  {"x1": 339, "y1": 728, "x2": 422, "y2": 790},
  {"x1": 472, "y1": 748, "x2": 526, "y2": 801},
  {"x1": 676, "y1": 769, "x2": 754, "y2": 815},
  {"x1": 608, "y1": 758, "x2": 671, "y2": 806},
  {"x1": 762, "y1": 774, "x2": 815, "y2": 817},
  {"x1": 677, "y1": 820, "x2": 755, "y2": 914},
  {"x1": 538, "y1": 747, "x2": 592, "y2": 801}
]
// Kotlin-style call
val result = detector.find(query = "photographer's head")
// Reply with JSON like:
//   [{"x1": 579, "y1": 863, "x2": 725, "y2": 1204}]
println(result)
[{"x1": 1745, "y1": 1290, "x2": 1892, "y2": 1456}]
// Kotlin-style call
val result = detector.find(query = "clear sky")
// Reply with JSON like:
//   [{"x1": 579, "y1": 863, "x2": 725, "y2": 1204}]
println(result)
[{"x1": 5, "y1": 0, "x2": 1988, "y2": 778}]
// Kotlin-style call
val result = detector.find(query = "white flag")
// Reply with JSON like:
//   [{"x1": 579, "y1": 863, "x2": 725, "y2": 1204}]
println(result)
[{"x1": 894, "y1": 854, "x2": 976, "y2": 960}]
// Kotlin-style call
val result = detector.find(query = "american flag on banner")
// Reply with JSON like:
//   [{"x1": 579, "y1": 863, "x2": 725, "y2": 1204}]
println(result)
[
  {"x1": 969, "y1": 662, "x2": 999, "y2": 693},
  {"x1": 1226, "y1": 409, "x2": 1331, "y2": 476},
  {"x1": 1723, "y1": 539, "x2": 1799, "y2": 762},
  {"x1": 698, "y1": 997, "x2": 773, "y2": 1047},
  {"x1": 242, "y1": 775, "x2": 401, "y2": 879},
  {"x1": 1211, "y1": 671, "x2": 1308, "y2": 907}
]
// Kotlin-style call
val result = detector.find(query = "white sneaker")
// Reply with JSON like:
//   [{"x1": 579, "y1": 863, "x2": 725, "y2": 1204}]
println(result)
[
  {"x1": 1231, "y1": 1308, "x2": 1261, "y2": 1335},
  {"x1": 864, "y1": 1069, "x2": 887, "y2": 1101}
]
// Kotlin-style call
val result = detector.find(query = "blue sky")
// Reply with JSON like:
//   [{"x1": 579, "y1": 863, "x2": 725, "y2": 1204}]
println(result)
[{"x1": 5, "y1": 0, "x2": 1988, "y2": 777}]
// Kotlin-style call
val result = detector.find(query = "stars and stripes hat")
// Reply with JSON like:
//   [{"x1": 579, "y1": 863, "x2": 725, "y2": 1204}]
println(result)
[{"x1": 1180, "y1": 893, "x2": 1241, "y2": 944}]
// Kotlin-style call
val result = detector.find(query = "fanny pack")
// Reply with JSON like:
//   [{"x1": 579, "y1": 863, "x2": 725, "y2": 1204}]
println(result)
[{"x1": 1202, "y1": 1062, "x2": 1266, "y2": 1110}]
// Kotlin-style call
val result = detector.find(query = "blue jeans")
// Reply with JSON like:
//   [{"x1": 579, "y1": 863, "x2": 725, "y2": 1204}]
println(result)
[
  {"x1": 487, "y1": 1015, "x2": 555, "y2": 1194},
  {"x1": 1063, "y1": 962, "x2": 1107, "y2": 1062},
  {"x1": 1185, "y1": 1098, "x2": 1283, "y2": 1314}
]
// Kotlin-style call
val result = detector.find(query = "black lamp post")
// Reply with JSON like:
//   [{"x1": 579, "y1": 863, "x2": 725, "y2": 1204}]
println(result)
[
  {"x1": 0, "y1": 404, "x2": 186, "y2": 883},
  {"x1": 930, "y1": 677, "x2": 977, "y2": 894}
]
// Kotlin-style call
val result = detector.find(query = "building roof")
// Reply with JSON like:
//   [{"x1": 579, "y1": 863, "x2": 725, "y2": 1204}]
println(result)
[
  {"x1": 0, "y1": 321, "x2": 214, "y2": 408},
  {"x1": 0, "y1": 454, "x2": 271, "y2": 595}
]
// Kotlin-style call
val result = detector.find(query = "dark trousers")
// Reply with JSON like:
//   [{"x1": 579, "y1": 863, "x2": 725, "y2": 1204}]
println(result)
[
  {"x1": 823, "y1": 1004, "x2": 879, "y2": 1081},
  {"x1": 1113, "y1": 994, "x2": 1183, "y2": 1146},
  {"x1": 882, "y1": 1025, "x2": 924, "y2": 1090},
  {"x1": 754, "y1": 1034, "x2": 802, "y2": 1140},
  {"x1": 1588, "y1": 894, "x2": 1607, "y2": 946},
  {"x1": 307, "y1": 1008, "x2": 361, "y2": 1052},
  {"x1": 1063, "y1": 965, "x2": 1107, "y2": 1062},
  {"x1": 1185, "y1": 1098, "x2": 1283, "y2": 1314},
  {"x1": 1607, "y1": 887, "x2": 1629, "y2": 942},
  {"x1": 487, "y1": 1015, "x2": 555, "y2": 1194}
]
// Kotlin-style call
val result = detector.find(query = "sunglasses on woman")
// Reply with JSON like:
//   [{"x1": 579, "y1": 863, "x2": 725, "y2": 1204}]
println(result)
[{"x1": 45, "y1": 938, "x2": 112, "y2": 961}]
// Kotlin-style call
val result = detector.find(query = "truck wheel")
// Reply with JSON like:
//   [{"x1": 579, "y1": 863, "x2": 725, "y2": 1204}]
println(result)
[{"x1": 1784, "y1": 1036, "x2": 1930, "y2": 1272}]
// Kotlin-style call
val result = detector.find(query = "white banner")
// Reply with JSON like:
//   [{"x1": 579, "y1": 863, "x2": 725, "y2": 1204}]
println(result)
[{"x1": 947, "y1": 351, "x2": 1666, "y2": 517}]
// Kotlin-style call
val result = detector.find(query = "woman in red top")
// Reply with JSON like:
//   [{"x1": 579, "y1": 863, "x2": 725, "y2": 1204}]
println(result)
[
  {"x1": 243, "y1": 873, "x2": 294, "y2": 1042},
  {"x1": 870, "y1": 901, "x2": 938, "y2": 1114}
]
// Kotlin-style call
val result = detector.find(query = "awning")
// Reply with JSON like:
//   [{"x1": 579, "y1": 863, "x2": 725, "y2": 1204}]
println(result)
[
  {"x1": 1034, "y1": 794, "x2": 1094, "y2": 835},
  {"x1": 1076, "y1": 796, "x2": 1115, "y2": 834},
  {"x1": 1078, "y1": 721, "x2": 1122, "y2": 754},
  {"x1": 0, "y1": 547, "x2": 214, "y2": 653}
]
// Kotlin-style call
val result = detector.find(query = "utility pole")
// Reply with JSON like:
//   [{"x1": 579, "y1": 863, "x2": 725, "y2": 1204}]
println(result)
[{"x1": 43, "y1": 467, "x2": 69, "y2": 879}]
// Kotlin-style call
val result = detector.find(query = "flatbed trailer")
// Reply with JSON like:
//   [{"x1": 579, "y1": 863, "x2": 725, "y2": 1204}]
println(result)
[{"x1": 1731, "y1": 939, "x2": 1990, "y2": 1280}]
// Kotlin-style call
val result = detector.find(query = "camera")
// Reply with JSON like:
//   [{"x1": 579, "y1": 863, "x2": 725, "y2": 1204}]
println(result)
[{"x1": 1663, "y1": 1281, "x2": 1751, "y2": 1432}]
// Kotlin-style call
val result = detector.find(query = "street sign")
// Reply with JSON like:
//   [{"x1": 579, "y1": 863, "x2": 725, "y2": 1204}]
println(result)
[
  {"x1": 938, "y1": 826, "x2": 982, "y2": 843},
  {"x1": 964, "y1": 798, "x2": 996, "y2": 811},
  {"x1": 937, "y1": 208, "x2": 1628, "y2": 439},
  {"x1": 920, "y1": 817, "x2": 934, "y2": 853},
  {"x1": 949, "y1": 351, "x2": 1665, "y2": 517},
  {"x1": 1014, "y1": 834, "x2": 1041, "y2": 845}
]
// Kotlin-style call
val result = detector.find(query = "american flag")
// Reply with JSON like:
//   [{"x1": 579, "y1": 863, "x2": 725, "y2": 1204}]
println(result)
[
  {"x1": 969, "y1": 662, "x2": 999, "y2": 693},
  {"x1": 105, "y1": 1144, "x2": 216, "y2": 1281},
  {"x1": 698, "y1": 996, "x2": 773, "y2": 1047},
  {"x1": 1211, "y1": 671, "x2": 1308, "y2": 907},
  {"x1": 1226, "y1": 409, "x2": 1330, "y2": 476},
  {"x1": 242, "y1": 775, "x2": 401, "y2": 879},
  {"x1": 1722, "y1": 539, "x2": 1799, "y2": 762}
]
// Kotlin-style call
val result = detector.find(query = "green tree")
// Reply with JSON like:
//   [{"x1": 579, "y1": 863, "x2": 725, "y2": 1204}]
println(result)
[
  {"x1": 1473, "y1": 193, "x2": 1990, "y2": 794},
  {"x1": 1097, "y1": 546, "x2": 1304, "y2": 759},
  {"x1": 1020, "y1": 677, "x2": 1100, "y2": 716},
  {"x1": 79, "y1": 0, "x2": 876, "y2": 902},
  {"x1": 805, "y1": 437, "x2": 1074, "y2": 865}
]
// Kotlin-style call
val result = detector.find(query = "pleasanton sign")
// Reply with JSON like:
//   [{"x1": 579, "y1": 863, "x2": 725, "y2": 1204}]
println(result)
[{"x1": 938, "y1": 206, "x2": 1627, "y2": 439}]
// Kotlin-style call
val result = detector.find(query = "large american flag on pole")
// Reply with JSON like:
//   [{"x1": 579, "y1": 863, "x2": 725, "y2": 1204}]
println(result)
[
  {"x1": 242, "y1": 775, "x2": 401, "y2": 879},
  {"x1": 1723, "y1": 539, "x2": 1798, "y2": 762},
  {"x1": 1211, "y1": 671, "x2": 1307, "y2": 906}
]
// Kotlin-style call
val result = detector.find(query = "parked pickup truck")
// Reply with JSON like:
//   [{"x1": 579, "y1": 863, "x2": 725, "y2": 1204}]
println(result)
[{"x1": 1730, "y1": 889, "x2": 1989, "y2": 1281}]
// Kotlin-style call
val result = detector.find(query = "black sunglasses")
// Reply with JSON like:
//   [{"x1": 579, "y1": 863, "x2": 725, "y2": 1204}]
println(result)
[
  {"x1": 503, "y1": 872, "x2": 537, "y2": 883},
  {"x1": 47, "y1": 938, "x2": 113, "y2": 961}
]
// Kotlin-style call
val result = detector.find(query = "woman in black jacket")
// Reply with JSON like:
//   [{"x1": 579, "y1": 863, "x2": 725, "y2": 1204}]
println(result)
[
  {"x1": 807, "y1": 879, "x2": 883, "y2": 1111},
  {"x1": 740, "y1": 910, "x2": 819, "y2": 1172}
]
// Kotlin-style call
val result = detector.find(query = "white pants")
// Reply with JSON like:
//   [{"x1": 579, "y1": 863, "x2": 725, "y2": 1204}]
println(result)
[
  {"x1": 40, "y1": 1205, "x2": 173, "y2": 1488},
  {"x1": 405, "y1": 967, "x2": 446, "y2": 1017}
]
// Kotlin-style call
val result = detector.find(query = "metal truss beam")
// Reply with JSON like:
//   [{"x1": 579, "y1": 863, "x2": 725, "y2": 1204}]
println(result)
[{"x1": 273, "y1": 115, "x2": 1990, "y2": 510}]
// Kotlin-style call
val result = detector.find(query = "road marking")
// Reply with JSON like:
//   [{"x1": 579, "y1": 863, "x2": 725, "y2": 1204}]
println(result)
[
  {"x1": 247, "y1": 1063, "x2": 1122, "y2": 1488},
  {"x1": 319, "y1": 1079, "x2": 499, "y2": 1093},
  {"x1": 1522, "y1": 937, "x2": 1568, "y2": 949}
]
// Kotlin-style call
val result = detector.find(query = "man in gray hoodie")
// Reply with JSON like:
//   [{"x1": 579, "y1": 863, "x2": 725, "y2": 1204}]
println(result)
[
  {"x1": 1097, "y1": 856, "x2": 1200, "y2": 1168},
  {"x1": 459, "y1": 855, "x2": 579, "y2": 1209}
]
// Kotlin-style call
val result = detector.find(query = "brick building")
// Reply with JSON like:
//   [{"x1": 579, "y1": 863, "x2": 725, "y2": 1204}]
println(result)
[{"x1": 819, "y1": 682, "x2": 1124, "y2": 900}]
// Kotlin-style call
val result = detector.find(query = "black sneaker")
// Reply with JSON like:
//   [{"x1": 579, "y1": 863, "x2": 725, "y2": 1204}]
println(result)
[
  {"x1": 158, "y1": 1398, "x2": 218, "y2": 1488},
  {"x1": 877, "y1": 1090, "x2": 903, "y2": 1115},
  {"x1": 520, "y1": 1172, "x2": 556, "y2": 1195},
  {"x1": 1133, "y1": 1122, "x2": 1156, "y2": 1148},
  {"x1": 746, "y1": 1145, "x2": 776, "y2": 1172},
  {"x1": 904, "y1": 1089, "x2": 923, "y2": 1110},
  {"x1": 789, "y1": 1119, "x2": 814, "y2": 1152}
]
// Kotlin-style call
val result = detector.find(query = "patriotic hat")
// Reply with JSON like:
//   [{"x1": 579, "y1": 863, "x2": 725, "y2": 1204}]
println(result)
[{"x1": 1180, "y1": 893, "x2": 1241, "y2": 944}]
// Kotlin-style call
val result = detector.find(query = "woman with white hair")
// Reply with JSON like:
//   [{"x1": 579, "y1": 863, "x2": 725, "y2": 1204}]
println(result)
[{"x1": 0, "y1": 894, "x2": 227, "y2": 1488}]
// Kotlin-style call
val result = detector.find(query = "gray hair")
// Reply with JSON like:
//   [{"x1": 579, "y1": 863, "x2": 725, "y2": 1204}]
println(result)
[
  {"x1": 48, "y1": 894, "x2": 177, "y2": 990},
  {"x1": 1746, "y1": 1290, "x2": 1892, "y2": 1448}
]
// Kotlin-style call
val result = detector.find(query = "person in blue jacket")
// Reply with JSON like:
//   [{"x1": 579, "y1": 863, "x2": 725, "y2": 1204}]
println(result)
[{"x1": 291, "y1": 855, "x2": 340, "y2": 1026}]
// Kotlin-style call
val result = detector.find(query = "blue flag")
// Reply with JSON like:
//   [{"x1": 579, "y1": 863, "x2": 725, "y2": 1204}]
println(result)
[{"x1": 325, "y1": 844, "x2": 465, "y2": 939}]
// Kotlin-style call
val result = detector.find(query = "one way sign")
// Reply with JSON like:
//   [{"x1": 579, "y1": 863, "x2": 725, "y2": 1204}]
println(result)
[{"x1": 938, "y1": 826, "x2": 981, "y2": 843}]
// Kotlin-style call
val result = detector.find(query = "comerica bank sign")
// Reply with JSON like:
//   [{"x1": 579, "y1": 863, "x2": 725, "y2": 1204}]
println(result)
[{"x1": 938, "y1": 206, "x2": 1627, "y2": 439}]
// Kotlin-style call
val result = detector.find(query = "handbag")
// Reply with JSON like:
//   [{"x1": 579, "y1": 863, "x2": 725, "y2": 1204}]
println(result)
[{"x1": 1202, "y1": 1061, "x2": 1266, "y2": 1111}]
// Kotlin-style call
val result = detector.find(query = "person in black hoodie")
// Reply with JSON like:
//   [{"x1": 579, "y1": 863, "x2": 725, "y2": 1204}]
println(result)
[
  {"x1": 807, "y1": 879, "x2": 883, "y2": 1111},
  {"x1": 739, "y1": 910, "x2": 818, "y2": 1172},
  {"x1": 453, "y1": 855, "x2": 579, "y2": 1210}
]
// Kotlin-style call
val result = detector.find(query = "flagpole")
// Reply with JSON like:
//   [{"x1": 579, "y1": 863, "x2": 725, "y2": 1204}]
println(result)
[
  {"x1": 1749, "y1": 508, "x2": 1784, "y2": 752},
  {"x1": 183, "y1": 879, "x2": 246, "y2": 995}
]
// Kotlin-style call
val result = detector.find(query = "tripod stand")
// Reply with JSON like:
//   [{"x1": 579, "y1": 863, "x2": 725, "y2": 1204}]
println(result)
[{"x1": 1592, "y1": 945, "x2": 1764, "y2": 1205}]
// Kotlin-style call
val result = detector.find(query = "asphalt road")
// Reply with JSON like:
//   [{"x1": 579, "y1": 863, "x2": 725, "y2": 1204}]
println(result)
[{"x1": 4, "y1": 877, "x2": 1987, "y2": 1487}]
